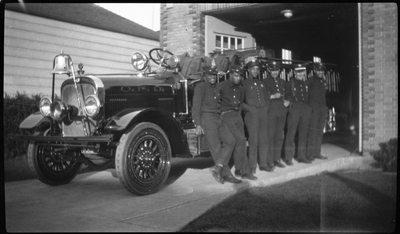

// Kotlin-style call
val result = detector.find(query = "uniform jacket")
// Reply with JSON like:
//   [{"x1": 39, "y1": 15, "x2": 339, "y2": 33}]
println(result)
[
  {"x1": 285, "y1": 78, "x2": 309, "y2": 103},
  {"x1": 242, "y1": 77, "x2": 269, "y2": 112},
  {"x1": 191, "y1": 81, "x2": 220, "y2": 127},
  {"x1": 217, "y1": 79, "x2": 244, "y2": 112},
  {"x1": 263, "y1": 75, "x2": 287, "y2": 102},
  {"x1": 306, "y1": 74, "x2": 328, "y2": 107}
]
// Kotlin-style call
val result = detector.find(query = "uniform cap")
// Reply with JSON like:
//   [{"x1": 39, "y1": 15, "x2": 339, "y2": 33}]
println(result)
[
  {"x1": 313, "y1": 63, "x2": 326, "y2": 71},
  {"x1": 267, "y1": 61, "x2": 281, "y2": 71},
  {"x1": 229, "y1": 65, "x2": 244, "y2": 75},
  {"x1": 246, "y1": 60, "x2": 260, "y2": 69},
  {"x1": 202, "y1": 66, "x2": 218, "y2": 75},
  {"x1": 294, "y1": 63, "x2": 306, "y2": 73}
]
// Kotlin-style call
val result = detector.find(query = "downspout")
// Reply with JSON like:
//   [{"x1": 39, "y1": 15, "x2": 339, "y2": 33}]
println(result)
[
  {"x1": 358, "y1": 3, "x2": 363, "y2": 155},
  {"x1": 204, "y1": 15, "x2": 208, "y2": 56}
]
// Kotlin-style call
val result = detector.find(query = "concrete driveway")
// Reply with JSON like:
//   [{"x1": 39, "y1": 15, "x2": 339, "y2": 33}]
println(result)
[{"x1": 5, "y1": 133, "x2": 372, "y2": 232}]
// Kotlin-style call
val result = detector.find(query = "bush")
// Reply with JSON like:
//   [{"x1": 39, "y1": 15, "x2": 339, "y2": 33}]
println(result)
[
  {"x1": 370, "y1": 138, "x2": 398, "y2": 172},
  {"x1": 3, "y1": 92, "x2": 43, "y2": 159}
]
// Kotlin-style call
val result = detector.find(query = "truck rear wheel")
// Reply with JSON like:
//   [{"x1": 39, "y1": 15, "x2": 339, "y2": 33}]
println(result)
[
  {"x1": 116, "y1": 123, "x2": 171, "y2": 195},
  {"x1": 27, "y1": 131, "x2": 82, "y2": 185}
]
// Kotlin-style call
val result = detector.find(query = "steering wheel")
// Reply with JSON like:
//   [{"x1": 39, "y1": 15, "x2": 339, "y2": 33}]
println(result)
[{"x1": 149, "y1": 48, "x2": 175, "y2": 69}]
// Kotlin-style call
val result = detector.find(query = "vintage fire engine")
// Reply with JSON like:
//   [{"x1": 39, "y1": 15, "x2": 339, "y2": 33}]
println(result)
[{"x1": 10, "y1": 48, "x2": 214, "y2": 195}]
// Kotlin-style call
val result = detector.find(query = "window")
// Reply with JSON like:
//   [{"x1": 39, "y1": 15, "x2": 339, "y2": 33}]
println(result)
[
  {"x1": 282, "y1": 49, "x2": 292, "y2": 64},
  {"x1": 215, "y1": 34, "x2": 244, "y2": 51},
  {"x1": 313, "y1": 56, "x2": 321, "y2": 63}
]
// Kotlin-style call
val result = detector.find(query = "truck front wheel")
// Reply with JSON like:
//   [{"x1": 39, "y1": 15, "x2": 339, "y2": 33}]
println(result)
[
  {"x1": 116, "y1": 123, "x2": 172, "y2": 195},
  {"x1": 27, "y1": 131, "x2": 82, "y2": 185}
]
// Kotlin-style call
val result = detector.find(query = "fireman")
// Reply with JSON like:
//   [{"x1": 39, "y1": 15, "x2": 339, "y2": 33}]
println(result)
[
  {"x1": 218, "y1": 65, "x2": 257, "y2": 182},
  {"x1": 262, "y1": 61, "x2": 291, "y2": 168},
  {"x1": 283, "y1": 64, "x2": 312, "y2": 164},
  {"x1": 306, "y1": 63, "x2": 328, "y2": 160},
  {"x1": 242, "y1": 59, "x2": 273, "y2": 173},
  {"x1": 191, "y1": 66, "x2": 235, "y2": 184}
]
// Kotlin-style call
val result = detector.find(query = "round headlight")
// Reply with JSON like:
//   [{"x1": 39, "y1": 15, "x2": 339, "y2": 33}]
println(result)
[
  {"x1": 50, "y1": 101, "x2": 68, "y2": 121},
  {"x1": 39, "y1": 96, "x2": 52, "y2": 117},
  {"x1": 167, "y1": 55, "x2": 180, "y2": 69},
  {"x1": 84, "y1": 95, "x2": 100, "y2": 117}
]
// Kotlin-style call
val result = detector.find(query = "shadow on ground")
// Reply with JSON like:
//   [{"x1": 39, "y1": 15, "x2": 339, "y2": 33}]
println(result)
[{"x1": 165, "y1": 155, "x2": 214, "y2": 185}]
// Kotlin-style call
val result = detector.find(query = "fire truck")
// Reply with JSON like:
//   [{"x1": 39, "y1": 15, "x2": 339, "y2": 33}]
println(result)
[{"x1": 10, "y1": 48, "x2": 218, "y2": 195}]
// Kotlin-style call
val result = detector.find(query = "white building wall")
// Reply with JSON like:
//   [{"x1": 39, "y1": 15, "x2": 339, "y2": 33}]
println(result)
[
  {"x1": 205, "y1": 15, "x2": 256, "y2": 55},
  {"x1": 4, "y1": 10, "x2": 159, "y2": 97}
]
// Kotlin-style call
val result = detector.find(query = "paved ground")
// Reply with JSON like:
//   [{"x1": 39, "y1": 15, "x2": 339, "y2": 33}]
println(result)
[{"x1": 5, "y1": 133, "x2": 374, "y2": 232}]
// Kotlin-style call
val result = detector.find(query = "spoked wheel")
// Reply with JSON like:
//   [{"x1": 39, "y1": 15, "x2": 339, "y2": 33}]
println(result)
[
  {"x1": 116, "y1": 122, "x2": 171, "y2": 195},
  {"x1": 149, "y1": 48, "x2": 174, "y2": 69},
  {"x1": 27, "y1": 131, "x2": 82, "y2": 185}
]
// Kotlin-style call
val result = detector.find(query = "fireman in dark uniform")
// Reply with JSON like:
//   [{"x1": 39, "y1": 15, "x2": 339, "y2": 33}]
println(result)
[
  {"x1": 242, "y1": 59, "x2": 273, "y2": 173},
  {"x1": 262, "y1": 61, "x2": 291, "y2": 168},
  {"x1": 218, "y1": 65, "x2": 257, "y2": 182},
  {"x1": 192, "y1": 66, "x2": 235, "y2": 184},
  {"x1": 306, "y1": 63, "x2": 328, "y2": 160},
  {"x1": 284, "y1": 64, "x2": 312, "y2": 164}
]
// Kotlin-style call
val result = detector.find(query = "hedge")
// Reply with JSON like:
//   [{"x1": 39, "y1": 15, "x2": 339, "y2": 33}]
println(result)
[
  {"x1": 3, "y1": 92, "x2": 43, "y2": 159},
  {"x1": 370, "y1": 138, "x2": 398, "y2": 172}
]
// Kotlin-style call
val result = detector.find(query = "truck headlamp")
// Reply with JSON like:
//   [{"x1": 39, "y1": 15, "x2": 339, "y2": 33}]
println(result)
[
  {"x1": 50, "y1": 100, "x2": 69, "y2": 121},
  {"x1": 167, "y1": 55, "x2": 180, "y2": 69},
  {"x1": 84, "y1": 95, "x2": 100, "y2": 118},
  {"x1": 39, "y1": 96, "x2": 52, "y2": 117}
]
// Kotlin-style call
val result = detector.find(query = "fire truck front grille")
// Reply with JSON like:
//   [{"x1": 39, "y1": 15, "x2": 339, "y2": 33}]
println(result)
[{"x1": 61, "y1": 83, "x2": 97, "y2": 136}]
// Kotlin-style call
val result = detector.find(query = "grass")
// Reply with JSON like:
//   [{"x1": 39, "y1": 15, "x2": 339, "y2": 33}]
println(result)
[{"x1": 179, "y1": 170, "x2": 397, "y2": 232}]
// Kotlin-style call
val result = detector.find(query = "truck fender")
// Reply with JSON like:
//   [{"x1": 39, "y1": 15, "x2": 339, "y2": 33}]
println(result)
[
  {"x1": 19, "y1": 112, "x2": 51, "y2": 129},
  {"x1": 105, "y1": 108, "x2": 146, "y2": 132},
  {"x1": 105, "y1": 108, "x2": 190, "y2": 156}
]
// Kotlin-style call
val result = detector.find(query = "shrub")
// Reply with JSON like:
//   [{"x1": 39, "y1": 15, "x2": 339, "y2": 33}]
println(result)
[
  {"x1": 3, "y1": 92, "x2": 43, "y2": 159},
  {"x1": 370, "y1": 138, "x2": 398, "y2": 172}
]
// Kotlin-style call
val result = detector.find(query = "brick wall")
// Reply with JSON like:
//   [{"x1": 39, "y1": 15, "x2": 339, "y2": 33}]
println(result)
[
  {"x1": 160, "y1": 4, "x2": 204, "y2": 56},
  {"x1": 361, "y1": 3, "x2": 398, "y2": 153}
]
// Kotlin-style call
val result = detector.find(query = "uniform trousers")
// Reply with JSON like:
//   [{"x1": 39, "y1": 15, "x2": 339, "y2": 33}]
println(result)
[
  {"x1": 201, "y1": 113, "x2": 236, "y2": 177},
  {"x1": 267, "y1": 101, "x2": 288, "y2": 162},
  {"x1": 306, "y1": 105, "x2": 327, "y2": 159},
  {"x1": 284, "y1": 102, "x2": 311, "y2": 161},
  {"x1": 221, "y1": 111, "x2": 250, "y2": 175},
  {"x1": 244, "y1": 105, "x2": 270, "y2": 171}
]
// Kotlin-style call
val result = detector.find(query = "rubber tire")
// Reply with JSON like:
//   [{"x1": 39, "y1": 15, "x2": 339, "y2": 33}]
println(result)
[
  {"x1": 116, "y1": 122, "x2": 172, "y2": 195},
  {"x1": 27, "y1": 131, "x2": 82, "y2": 186}
]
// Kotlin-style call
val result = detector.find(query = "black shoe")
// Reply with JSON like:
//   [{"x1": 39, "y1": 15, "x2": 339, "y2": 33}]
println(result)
[
  {"x1": 241, "y1": 173, "x2": 257, "y2": 180},
  {"x1": 306, "y1": 157, "x2": 315, "y2": 161},
  {"x1": 210, "y1": 165, "x2": 224, "y2": 184},
  {"x1": 274, "y1": 160, "x2": 285, "y2": 168},
  {"x1": 297, "y1": 158, "x2": 312, "y2": 164},
  {"x1": 315, "y1": 155, "x2": 328, "y2": 160},
  {"x1": 223, "y1": 174, "x2": 242, "y2": 184},
  {"x1": 234, "y1": 170, "x2": 241, "y2": 177},
  {"x1": 260, "y1": 166, "x2": 274, "y2": 172},
  {"x1": 284, "y1": 160, "x2": 293, "y2": 166}
]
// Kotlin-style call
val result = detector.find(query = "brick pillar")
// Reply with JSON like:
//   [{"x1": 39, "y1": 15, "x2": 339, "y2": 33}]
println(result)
[
  {"x1": 361, "y1": 3, "x2": 398, "y2": 153},
  {"x1": 160, "y1": 3, "x2": 205, "y2": 57}
]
